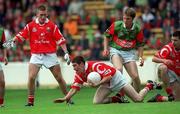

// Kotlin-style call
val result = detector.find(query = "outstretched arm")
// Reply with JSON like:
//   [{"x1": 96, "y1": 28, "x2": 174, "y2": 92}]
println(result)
[{"x1": 54, "y1": 88, "x2": 78, "y2": 103}]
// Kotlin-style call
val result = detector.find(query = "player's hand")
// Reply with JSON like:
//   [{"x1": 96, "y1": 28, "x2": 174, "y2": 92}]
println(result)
[
  {"x1": 139, "y1": 57, "x2": 144, "y2": 66},
  {"x1": 64, "y1": 52, "x2": 71, "y2": 65},
  {"x1": 87, "y1": 80, "x2": 99, "y2": 88},
  {"x1": 163, "y1": 59, "x2": 174, "y2": 67},
  {"x1": 54, "y1": 98, "x2": 66, "y2": 103},
  {"x1": 103, "y1": 49, "x2": 109, "y2": 57},
  {"x1": 3, "y1": 39, "x2": 15, "y2": 48},
  {"x1": 83, "y1": 82, "x2": 91, "y2": 87}
]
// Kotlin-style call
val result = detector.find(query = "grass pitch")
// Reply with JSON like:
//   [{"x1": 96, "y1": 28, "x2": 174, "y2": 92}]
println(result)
[{"x1": 0, "y1": 87, "x2": 180, "y2": 114}]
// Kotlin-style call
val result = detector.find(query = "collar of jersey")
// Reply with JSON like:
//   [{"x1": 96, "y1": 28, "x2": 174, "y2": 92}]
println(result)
[
  {"x1": 35, "y1": 18, "x2": 49, "y2": 25},
  {"x1": 123, "y1": 22, "x2": 135, "y2": 30}
]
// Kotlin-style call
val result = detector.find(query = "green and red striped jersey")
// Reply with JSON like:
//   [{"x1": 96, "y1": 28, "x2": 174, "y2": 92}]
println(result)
[{"x1": 104, "y1": 21, "x2": 144, "y2": 50}]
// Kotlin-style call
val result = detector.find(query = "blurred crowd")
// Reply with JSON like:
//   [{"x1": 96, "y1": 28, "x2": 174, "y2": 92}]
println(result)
[{"x1": 0, "y1": 0, "x2": 179, "y2": 62}]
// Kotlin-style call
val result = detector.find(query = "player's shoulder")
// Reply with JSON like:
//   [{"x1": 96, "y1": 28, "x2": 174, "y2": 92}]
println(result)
[
  {"x1": 163, "y1": 43, "x2": 174, "y2": 50},
  {"x1": 114, "y1": 21, "x2": 123, "y2": 27},
  {"x1": 133, "y1": 22, "x2": 141, "y2": 31},
  {"x1": 26, "y1": 20, "x2": 36, "y2": 27},
  {"x1": 48, "y1": 20, "x2": 57, "y2": 26}
]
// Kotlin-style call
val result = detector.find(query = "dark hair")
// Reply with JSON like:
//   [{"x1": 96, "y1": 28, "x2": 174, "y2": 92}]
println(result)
[
  {"x1": 72, "y1": 56, "x2": 85, "y2": 65},
  {"x1": 37, "y1": 4, "x2": 47, "y2": 11},
  {"x1": 124, "y1": 7, "x2": 136, "y2": 19},
  {"x1": 172, "y1": 30, "x2": 180, "y2": 39}
]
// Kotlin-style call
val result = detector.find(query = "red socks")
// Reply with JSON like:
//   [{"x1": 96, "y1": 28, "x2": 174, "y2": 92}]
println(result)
[
  {"x1": 156, "y1": 95, "x2": 164, "y2": 102},
  {"x1": 111, "y1": 96, "x2": 120, "y2": 103},
  {"x1": 146, "y1": 83, "x2": 153, "y2": 90},
  {"x1": 119, "y1": 91, "x2": 125, "y2": 96},
  {"x1": 166, "y1": 87, "x2": 173, "y2": 96},
  {"x1": 28, "y1": 95, "x2": 34, "y2": 104},
  {"x1": 0, "y1": 98, "x2": 4, "y2": 105}
]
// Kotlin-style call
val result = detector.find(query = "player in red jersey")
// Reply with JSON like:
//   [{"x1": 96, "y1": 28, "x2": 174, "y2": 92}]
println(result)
[
  {"x1": 103, "y1": 7, "x2": 145, "y2": 102},
  {"x1": 0, "y1": 27, "x2": 8, "y2": 107},
  {"x1": 148, "y1": 30, "x2": 180, "y2": 102},
  {"x1": 3, "y1": 4, "x2": 71, "y2": 106},
  {"x1": 53, "y1": 56, "x2": 161, "y2": 104}
]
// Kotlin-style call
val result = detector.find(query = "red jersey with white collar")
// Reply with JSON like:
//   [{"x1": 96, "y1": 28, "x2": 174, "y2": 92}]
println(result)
[
  {"x1": 71, "y1": 61, "x2": 116, "y2": 90},
  {"x1": 15, "y1": 18, "x2": 66, "y2": 53},
  {"x1": 156, "y1": 43, "x2": 180, "y2": 76}
]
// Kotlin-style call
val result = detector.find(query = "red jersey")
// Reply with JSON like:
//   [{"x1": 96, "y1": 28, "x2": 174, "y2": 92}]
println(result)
[
  {"x1": 15, "y1": 18, "x2": 66, "y2": 53},
  {"x1": 71, "y1": 61, "x2": 116, "y2": 90},
  {"x1": 156, "y1": 43, "x2": 180, "y2": 76}
]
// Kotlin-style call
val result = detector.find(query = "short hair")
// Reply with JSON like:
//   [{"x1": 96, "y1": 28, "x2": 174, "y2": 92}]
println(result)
[
  {"x1": 37, "y1": 4, "x2": 47, "y2": 12},
  {"x1": 72, "y1": 56, "x2": 85, "y2": 65},
  {"x1": 124, "y1": 7, "x2": 136, "y2": 19},
  {"x1": 172, "y1": 30, "x2": 180, "y2": 39}
]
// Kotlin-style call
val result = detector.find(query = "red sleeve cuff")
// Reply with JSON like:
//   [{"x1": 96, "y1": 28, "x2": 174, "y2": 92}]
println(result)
[{"x1": 15, "y1": 36, "x2": 23, "y2": 43}]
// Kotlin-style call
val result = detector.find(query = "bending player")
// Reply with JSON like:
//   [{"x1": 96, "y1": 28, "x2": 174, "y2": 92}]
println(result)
[
  {"x1": 148, "y1": 30, "x2": 180, "y2": 102},
  {"x1": 54, "y1": 56, "x2": 161, "y2": 104}
]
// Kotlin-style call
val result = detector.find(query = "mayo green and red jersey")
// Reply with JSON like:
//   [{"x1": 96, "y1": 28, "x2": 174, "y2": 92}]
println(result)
[
  {"x1": 104, "y1": 21, "x2": 144, "y2": 50},
  {"x1": 71, "y1": 61, "x2": 116, "y2": 91}
]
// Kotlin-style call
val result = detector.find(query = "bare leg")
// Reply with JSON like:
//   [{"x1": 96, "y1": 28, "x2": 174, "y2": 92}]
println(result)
[
  {"x1": 122, "y1": 84, "x2": 149, "y2": 102},
  {"x1": 25, "y1": 63, "x2": 40, "y2": 105},
  {"x1": 170, "y1": 81, "x2": 180, "y2": 101},
  {"x1": 158, "y1": 64, "x2": 169, "y2": 87},
  {"x1": 28, "y1": 63, "x2": 40, "y2": 96},
  {"x1": 49, "y1": 64, "x2": 68, "y2": 95},
  {"x1": 93, "y1": 83, "x2": 111, "y2": 104},
  {"x1": 28, "y1": 63, "x2": 40, "y2": 95},
  {"x1": 111, "y1": 54, "x2": 123, "y2": 72},
  {"x1": 124, "y1": 62, "x2": 141, "y2": 92}
]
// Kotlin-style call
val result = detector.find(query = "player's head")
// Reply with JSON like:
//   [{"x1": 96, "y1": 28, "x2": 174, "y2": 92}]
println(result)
[
  {"x1": 171, "y1": 30, "x2": 180, "y2": 50},
  {"x1": 36, "y1": 4, "x2": 48, "y2": 24},
  {"x1": 72, "y1": 56, "x2": 86, "y2": 73},
  {"x1": 123, "y1": 7, "x2": 136, "y2": 29}
]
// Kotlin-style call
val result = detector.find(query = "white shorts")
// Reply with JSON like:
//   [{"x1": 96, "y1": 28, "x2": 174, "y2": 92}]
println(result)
[
  {"x1": 109, "y1": 70, "x2": 128, "y2": 92},
  {"x1": 109, "y1": 47, "x2": 136, "y2": 64},
  {"x1": 156, "y1": 64, "x2": 180, "y2": 84},
  {"x1": 0, "y1": 63, "x2": 2, "y2": 71},
  {"x1": 168, "y1": 69, "x2": 180, "y2": 84},
  {"x1": 30, "y1": 53, "x2": 59, "y2": 68}
]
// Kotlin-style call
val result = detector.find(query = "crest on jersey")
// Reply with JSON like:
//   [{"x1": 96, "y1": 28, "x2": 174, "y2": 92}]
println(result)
[
  {"x1": 32, "y1": 27, "x2": 37, "y2": 32},
  {"x1": 46, "y1": 27, "x2": 51, "y2": 32}
]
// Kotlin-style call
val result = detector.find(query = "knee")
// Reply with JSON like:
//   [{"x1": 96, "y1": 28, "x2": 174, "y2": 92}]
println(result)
[
  {"x1": 29, "y1": 76, "x2": 36, "y2": 82},
  {"x1": 158, "y1": 65, "x2": 168, "y2": 72},
  {"x1": 93, "y1": 98, "x2": 103, "y2": 104},
  {"x1": 132, "y1": 96, "x2": 143, "y2": 102}
]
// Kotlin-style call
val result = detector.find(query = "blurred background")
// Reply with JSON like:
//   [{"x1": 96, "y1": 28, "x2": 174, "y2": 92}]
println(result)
[{"x1": 0, "y1": 0, "x2": 179, "y2": 61}]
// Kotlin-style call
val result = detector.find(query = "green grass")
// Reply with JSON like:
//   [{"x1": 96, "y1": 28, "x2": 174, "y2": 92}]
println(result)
[{"x1": 0, "y1": 87, "x2": 180, "y2": 114}]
